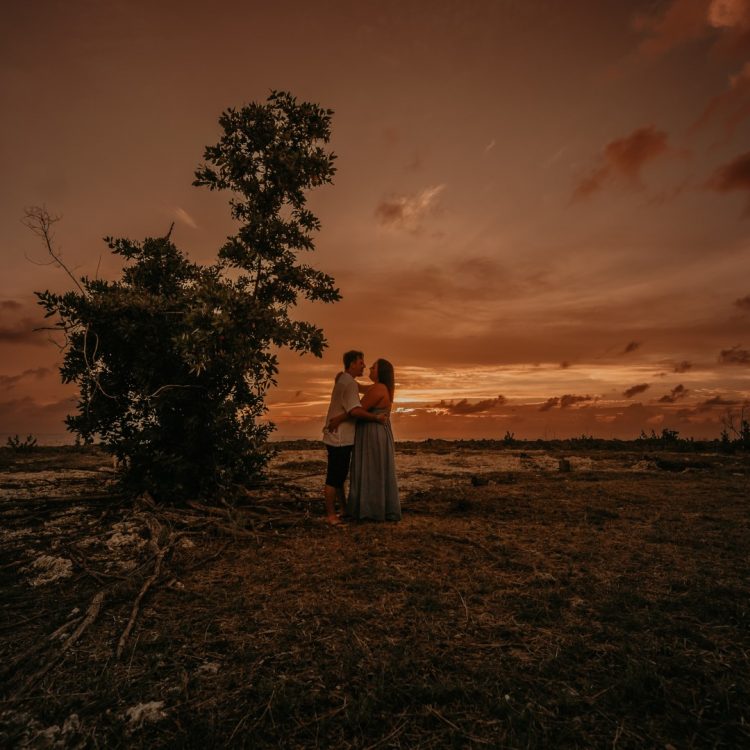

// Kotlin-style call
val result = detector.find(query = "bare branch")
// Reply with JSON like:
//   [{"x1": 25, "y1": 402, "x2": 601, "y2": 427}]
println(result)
[
  {"x1": 147, "y1": 384, "x2": 202, "y2": 399},
  {"x1": 23, "y1": 250, "x2": 57, "y2": 267},
  {"x1": 22, "y1": 206, "x2": 87, "y2": 296}
]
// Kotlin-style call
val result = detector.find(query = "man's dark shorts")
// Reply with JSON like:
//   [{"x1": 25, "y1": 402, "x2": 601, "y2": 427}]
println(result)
[{"x1": 325, "y1": 445, "x2": 353, "y2": 488}]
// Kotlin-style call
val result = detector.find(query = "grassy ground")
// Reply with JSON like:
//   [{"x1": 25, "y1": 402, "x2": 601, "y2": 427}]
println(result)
[{"x1": 1, "y1": 444, "x2": 749, "y2": 748}]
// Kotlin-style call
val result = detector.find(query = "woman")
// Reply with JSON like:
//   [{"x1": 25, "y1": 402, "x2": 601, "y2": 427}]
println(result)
[{"x1": 330, "y1": 359, "x2": 400, "y2": 521}]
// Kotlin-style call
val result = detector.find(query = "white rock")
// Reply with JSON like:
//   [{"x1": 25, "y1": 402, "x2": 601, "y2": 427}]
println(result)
[
  {"x1": 124, "y1": 701, "x2": 166, "y2": 726},
  {"x1": 25, "y1": 555, "x2": 73, "y2": 586}
]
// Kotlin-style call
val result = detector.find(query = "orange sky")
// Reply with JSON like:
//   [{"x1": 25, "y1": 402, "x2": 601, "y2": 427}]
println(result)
[{"x1": 2, "y1": 0, "x2": 749, "y2": 442}]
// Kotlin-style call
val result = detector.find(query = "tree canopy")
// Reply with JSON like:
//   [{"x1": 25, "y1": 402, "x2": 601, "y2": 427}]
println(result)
[{"x1": 34, "y1": 91, "x2": 339, "y2": 501}]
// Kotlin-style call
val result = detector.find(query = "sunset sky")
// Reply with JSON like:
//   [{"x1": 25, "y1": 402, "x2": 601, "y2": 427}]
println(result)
[{"x1": 2, "y1": 0, "x2": 750, "y2": 442}]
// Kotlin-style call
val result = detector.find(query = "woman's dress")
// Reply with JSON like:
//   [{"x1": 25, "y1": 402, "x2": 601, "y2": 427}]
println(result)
[{"x1": 346, "y1": 407, "x2": 400, "y2": 521}]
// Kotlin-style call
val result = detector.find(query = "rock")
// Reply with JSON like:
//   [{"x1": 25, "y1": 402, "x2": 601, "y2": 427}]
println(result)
[
  {"x1": 558, "y1": 458, "x2": 571, "y2": 472},
  {"x1": 24, "y1": 555, "x2": 73, "y2": 586},
  {"x1": 124, "y1": 701, "x2": 166, "y2": 728}
]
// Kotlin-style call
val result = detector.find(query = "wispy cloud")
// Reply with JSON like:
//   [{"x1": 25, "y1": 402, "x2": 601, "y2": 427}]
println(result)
[
  {"x1": 658, "y1": 384, "x2": 688, "y2": 403},
  {"x1": 559, "y1": 394, "x2": 593, "y2": 408},
  {"x1": 539, "y1": 397, "x2": 559, "y2": 412},
  {"x1": 573, "y1": 127, "x2": 671, "y2": 199},
  {"x1": 623, "y1": 340, "x2": 642, "y2": 354},
  {"x1": 433, "y1": 395, "x2": 507, "y2": 415},
  {"x1": 708, "y1": 0, "x2": 750, "y2": 32},
  {"x1": 735, "y1": 294, "x2": 750, "y2": 310},
  {"x1": 374, "y1": 184, "x2": 446, "y2": 233},
  {"x1": 632, "y1": 0, "x2": 750, "y2": 60},
  {"x1": 691, "y1": 61, "x2": 750, "y2": 139},
  {"x1": 623, "y1": 383, "x2": 650, "y2": 398},
  {"x1": 706, "y1": 151, "x2": 750, "y2": 214},
  {"x1": 0, "y1": 367, "x2": 51, "y2": 389},
  {"x1": 632, "y1": 0, "x2": 713, "y2": 60},
  {"x1": 539, "y1": 394, "x2": 592, "y2": 411},
  {"x1": 174, "y1": 207, "x2": 198, "y2": 229},
  {"x1": 701, "y1": 394, "x2": 741, "y2": 407},
  {"x1": 718, "y1": 344, "x2": 750, "y2": 364},
  {"x1": 0, "y1": 317, "x2": 46, "y2": 346},
  {"x1": 674, "y1": 360, "x2": 693, "y2": 372}
]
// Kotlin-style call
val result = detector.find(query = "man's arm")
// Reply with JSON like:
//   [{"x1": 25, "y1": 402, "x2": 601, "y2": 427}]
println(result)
[{"x1": 348, "y1": 406, "x2": 386, "y2": 423}]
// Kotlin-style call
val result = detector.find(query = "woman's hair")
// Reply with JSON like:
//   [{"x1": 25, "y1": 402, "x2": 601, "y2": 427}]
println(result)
[{"x1": 376, "y1": 359, "x2": 395, "y2": 400}]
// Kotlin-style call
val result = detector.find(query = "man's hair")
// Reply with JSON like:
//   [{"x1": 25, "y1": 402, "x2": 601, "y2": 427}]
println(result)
[{"x1": 343, "y1": 350, "x2": 364, "y2": 369}]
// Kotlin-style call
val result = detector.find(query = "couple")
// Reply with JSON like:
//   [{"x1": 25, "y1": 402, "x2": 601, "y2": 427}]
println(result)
[{"x1": 322, "y1": 350, "x2": 400, "y2": 526}]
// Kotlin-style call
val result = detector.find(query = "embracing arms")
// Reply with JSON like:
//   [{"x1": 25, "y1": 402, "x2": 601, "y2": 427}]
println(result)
[{"x1": 328, "y1": 382, "x2": 390, "y2": 432}]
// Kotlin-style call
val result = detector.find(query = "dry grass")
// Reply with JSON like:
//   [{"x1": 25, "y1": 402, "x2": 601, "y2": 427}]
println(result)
[{"x1": 1, "y1": 443, "x2": 749, "y2": 748}]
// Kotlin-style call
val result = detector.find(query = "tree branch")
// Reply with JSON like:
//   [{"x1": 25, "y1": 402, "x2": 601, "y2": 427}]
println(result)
[{"x1": 22, "y1": 206, "x2": 87, "y2": 296}]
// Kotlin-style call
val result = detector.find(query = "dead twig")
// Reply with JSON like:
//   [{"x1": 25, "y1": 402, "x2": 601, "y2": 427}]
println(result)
[
  {"x1": 425, "y1": 704, "x2": 493, "y2": 745},
  {"x1": 0, "y1": 614, "x2": 85, "y2": 682},
  {"x1": 363, "y1": 719, "x2": 408, "y2": 750},
  {"x1": 116, "y1": 541, "x2": 170, "y2": 659},
  {"x1": 179, "y1": 540, "x2": 233, "y2": 574},
  {"x1": 19, "y1": 590, "x2": 106, "y2": 695}
]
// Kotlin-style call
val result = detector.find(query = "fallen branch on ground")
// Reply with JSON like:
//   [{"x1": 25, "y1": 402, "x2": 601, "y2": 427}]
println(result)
[{"x1": 19, "y1": 590, "x2": 106, "y2": 696}]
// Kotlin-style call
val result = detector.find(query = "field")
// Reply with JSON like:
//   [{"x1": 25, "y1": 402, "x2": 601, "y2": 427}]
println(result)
[{"x1": 1, "y1": 441, "x2": 749, "y2": 748}]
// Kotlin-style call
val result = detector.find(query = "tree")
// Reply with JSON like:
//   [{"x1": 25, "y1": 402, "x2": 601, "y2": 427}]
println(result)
[{"x1": 32, "y1": 91, "x2": 339, "y2": 501}]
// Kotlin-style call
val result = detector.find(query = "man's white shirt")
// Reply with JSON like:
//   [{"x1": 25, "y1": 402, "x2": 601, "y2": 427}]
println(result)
[{"x1": 322, "y1": 372, "x2": 360, "y2": 447}]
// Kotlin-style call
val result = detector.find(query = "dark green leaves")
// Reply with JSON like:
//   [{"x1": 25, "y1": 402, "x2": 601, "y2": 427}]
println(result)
[{"x1": 34, "y1": 92, "x2": 340, "y2": 503}]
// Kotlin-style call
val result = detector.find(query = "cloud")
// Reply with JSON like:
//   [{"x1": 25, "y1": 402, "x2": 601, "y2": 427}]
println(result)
[
  {"x1": 539, "y1": 394, "x2": 592, "y2": 411},
  {"x1": 174, "y1": 207, "x2": 197, "y2": 229},
  {"x1": 632, "y1": 0, "x2": 713, "y2": 59},
  {"x1": 623, "y1": 340, "x2": 642, "y2": 354},
  {"x1": 632, "y1": 0, "x2": 750, "y2": 60},
  {"x1": 342, "y1": 255, "x2": 527, "y2": 310},
  {"x1": 539, "y1": 397, "x2": 559, "y2": 412},
  {"x1": 707, "y1": 151, "x2": 750, "y2": 212},
  {"x1": 735, "y1": 294, "x2": 750, "y2": 310},
  {"x1": 674, "y1": 360, "x2": 693, "y2": 372},
  {"x1": 0, "y1": 367, "x2": 51, "y2": 389},
  {"x1": 574, "y1": 127, "x2": 670, "y2": 199},
  {"x1": 0, "y1": 395, "x2": 75, "y2": 435},
  {"x1": 433, "y1": 395, "x2": 507, "y2": 415},
  {"x1": 623, "y1": 383, "x2": 650, "y2": 398},
  {"x1": 0, "y1": 317, "x2": 47, "y2": 345},
  {"x1": 718, "y1": 344, "x2": 750, "y2": 363},
  {"x1": 692, "y1": 61, "x2": 750, "y2": 138},
  {"x1": 559, "y1": 394, "x2": 593, "y2": 408},
  {"x1": 701, "y1": 394, "x2": 741, "y2": 407},
  {"x1": 1, "y1": 300, "x2": 23, "y2": 311},
  {"x1": 658, "y1": 384, "x2": 689, "y2": 402},
  {"x1": 708, "y1": 0, "x2": 750, "y2": 30},
  {"x1": 559, "y1": 361, "x2": 571, "y2": 369},
  {"x1": 374, "y1": 184, "x2": 445, "y2": 233}
]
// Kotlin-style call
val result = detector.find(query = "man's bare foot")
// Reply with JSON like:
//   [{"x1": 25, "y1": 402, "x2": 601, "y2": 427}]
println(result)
[{"x1": 326, "y1": 515, "x2": 344, "y2": 526}]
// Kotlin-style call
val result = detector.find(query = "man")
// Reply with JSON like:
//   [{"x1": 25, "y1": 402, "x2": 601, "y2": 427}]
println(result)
[{"x1": 322, "y1": 350, "x2": 384, "y2": 525}]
